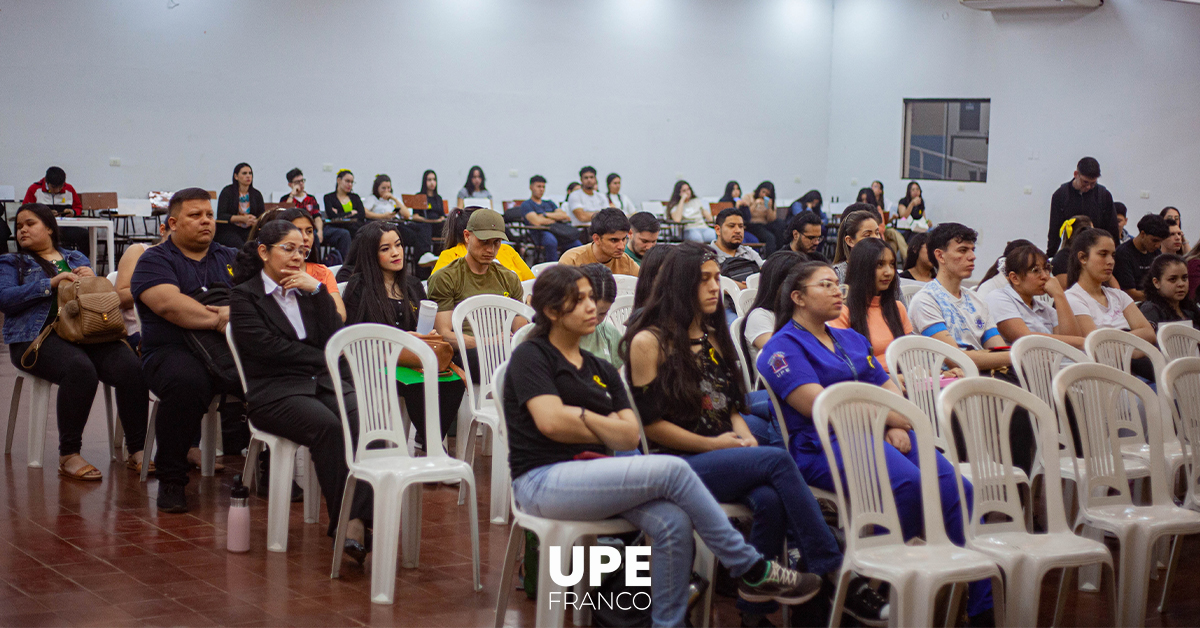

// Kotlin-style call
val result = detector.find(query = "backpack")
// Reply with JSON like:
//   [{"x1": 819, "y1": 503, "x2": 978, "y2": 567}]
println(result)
[
  {"x1": 720, "y1": 255, "x2": 759, "y2": 282},
  {"x1": 184, "y1": 285, "x2": 243, "y2": 395},
  {"x1": 21, "y1": 275, "x2": 126, "y2": 369}
]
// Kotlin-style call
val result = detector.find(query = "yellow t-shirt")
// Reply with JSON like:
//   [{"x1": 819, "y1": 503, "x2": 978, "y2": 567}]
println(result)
[{"x1": 432, "y1": 243, "x2": 534, "y2": 281}]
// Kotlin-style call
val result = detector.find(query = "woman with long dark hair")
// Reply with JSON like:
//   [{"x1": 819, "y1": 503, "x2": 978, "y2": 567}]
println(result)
[
  {"x1": 899, "y1": 231, "x2": 934, "y2": 283},
  {"x1": 430, "y1": 207, "x2": 534, "y2": 280},
  {"x1": 456, "y1": 165, "x2": 492, "y2": 208},
  {"x1": 895, "y1": 181, "x2": 929, "y2": 241},
  {"x1": 1065, "y1": 228, "x2": 1156, "y2": 345},
  {"x1": 830, "y1": 207, "x2": 881, "y2": 282},
  {"x1": 748, "y1": 181, "x2": 781, "y2": 254},
  {"x1": 789, "y1": 190, "x2": 824, "y2": 221},
  {"x1": 1161, "y1": 206, "x2": 1189, "y2": 254},
  {"x1": 870, "y1": 180, "x2": 886, "y2": 214},
  {"x1": 1139, "y1": 253, "x2": 1200, "y2": 330},
  {"x1": 506, "y1": 264, "x2": 819, "y2": 628},
  {"x1": 0, "y1": 204, "x2": 150, "y2": 480},
  {"x1": 743, "y1": 250, "x2": 806, "y2": 352},
  {"x1": 412, "y1": 169, "x2": 446, "y2": 225},
  {"x1": 631, "y1": 243, "x2": 672, "y2": 311},
  {"x1": 666, "y1": 180, "x2": 713, "y2": 243},
  {"x1": 216, "y1": 162, "x2": 265, "y2": 248},
  {"x1": 829, "y1": 239, "x2": 911, "y2": 371},
  {"x1": 605, "y1": 173, "x2": 636, "y2": 216},
  {"x1": 323, "y1": 169, "x2": 366, "y2": 238}
]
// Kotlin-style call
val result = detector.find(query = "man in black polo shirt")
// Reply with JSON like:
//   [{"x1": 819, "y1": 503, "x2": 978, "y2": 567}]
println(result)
[
  {"x1": 132, "y1": 188, "x2": 239, "y2": 513},
  {"x1": 1113, "y1": 213, "x2": 1169, "y2": 302},
  {"x1": 1046, "y1": 156, "x2": 1119, "y2": 256}
]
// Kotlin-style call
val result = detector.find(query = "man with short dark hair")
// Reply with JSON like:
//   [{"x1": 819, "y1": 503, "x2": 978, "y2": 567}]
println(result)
[
  {"x1": 1046, "y1": 157, "x2": 1118, "y2": 256},
  {"x1": 711, "y1": 208, "x2": 763, "y2": 287},
  {"x1": 131, "y1": 188, "x2": 240, "y2": 513},
  {"x1": 1162, "y1": 219, "x2": 1183, "y2": 256},
  {"x1": 559, "y1": 208, "x2": 639, "y2": 276},
  {"x1": 786, "y1": 210, "x2": 826, "y2": 262},
  {"x1": 566, "y1": 166, "x2": 612, "y2": 226},
  {"x1": 1114, "y1": 214, "x2": 1169, "y2": 301},
  {"x1": 1114, "y1": 202, "x2": 1131, "y2": 244},
  {"x1": 281, "y1": 167, "x2": 350, "y2": 259},
  {"x1": 626, "y1": 212, "x2": 660, "y2": 264},
  {"x1": 23, "y1": 166, "x2": 90, "y2": 257},
  {"x1": 518, "y1": 175, "x2": 579, "y2": 262}
]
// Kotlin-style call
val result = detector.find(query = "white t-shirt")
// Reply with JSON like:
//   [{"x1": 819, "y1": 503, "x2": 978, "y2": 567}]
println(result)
[
  {"x1": 567, "y1": 188, "x2": 610, "y2": 226},
  {"x1": 1065, "y1": 283, "x2": 1134, "y2": 331},
  {"x1": 606, "y1": 192, "x2": 637, "y2": 216},
  {"x1": 908, "y1": 280, "x2": 1000, "y2": 350},
  {"x1": 975, "y1": 273, "x2": 1009, "y2": 298},
  {"x1": 985, "y1": 285, "x2": 1058, "y2": 336},
  {"x1": 743, "y1": 307, "x2": 775, "y2": 365},
  {"x1": 673, "y1": 198, "x2": 707, "y2": 229},
  {"x1": 363, "y1": 195, "x2": 403, "y2": 216}
]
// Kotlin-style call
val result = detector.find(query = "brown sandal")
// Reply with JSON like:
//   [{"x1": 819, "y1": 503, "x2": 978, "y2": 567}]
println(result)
[
  {"x1": 126, "y1": 457, "x2": 155, "y2": 474},
  {"x1": 59, "y1": 459, "x2": 102, "y2": 482}
]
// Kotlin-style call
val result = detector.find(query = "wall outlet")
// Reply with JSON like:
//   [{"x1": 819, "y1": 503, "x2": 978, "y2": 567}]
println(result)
[
  {"x1": 509, "y1": 169, "x2": 518, "y2": 178},
  {"x1": 794, "y1": 176, "x2": 803, "y2": 184},
  {"x1": 1023, "y1": 186, "x2": 1032, "y2": 195},
  {"x1": 109, "y1": 158, "x2": 121, "y2": 167},
  {"x1": 957, "y1": 183, "x2": 966, "y2": 191},
  {"x1": 1140, "y1": 190, "x2": 1150, "y2": 199},
  {"x1": 322, "y1": 163, "x2": 333, "y2": 172}
]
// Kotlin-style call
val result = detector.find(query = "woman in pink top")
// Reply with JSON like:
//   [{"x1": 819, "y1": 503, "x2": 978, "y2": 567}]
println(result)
[{"x1": 830, "y1": 238, "x2": 911, "y2": 371}]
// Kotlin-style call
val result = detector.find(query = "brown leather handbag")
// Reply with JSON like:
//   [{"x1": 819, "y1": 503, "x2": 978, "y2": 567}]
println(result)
[
  {"x1": 398, "y1": 332, "x2": 454, "y2": 373},
  {"x1": 21, "y1": 276, "x2": 127, "y2": 368}
]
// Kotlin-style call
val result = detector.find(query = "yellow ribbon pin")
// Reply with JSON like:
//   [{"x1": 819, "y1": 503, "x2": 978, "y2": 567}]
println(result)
[{"x1": 593, "y1": 374, "x2": 607, "y2": 388}]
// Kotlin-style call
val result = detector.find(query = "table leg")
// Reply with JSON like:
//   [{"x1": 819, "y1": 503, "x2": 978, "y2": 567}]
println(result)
[{"x1": 106, "y1": 226, "x2": 115, "y2": 274}]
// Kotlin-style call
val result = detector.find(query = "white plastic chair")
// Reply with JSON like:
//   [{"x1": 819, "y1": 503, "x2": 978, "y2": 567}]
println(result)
[
  {"x1": 490, "y1": 361, "x2": 639, "y2": 628},
  {"x1": 1053, "y1": 363, "x2": 1200, "y2": 626},
  {"x1": 938, "y1": 377, "x2": 1116, "y2": 627},
  {"x1": 728, "y1": 317, "x2": 756, "y2": 392},
  {"x1": 336, "y1": 281, "x2": 347, "y2": 294},
  {"x1": 452, "y1": 294, "x2": 535, "y2": 525},
  {"x1": 326, "y1": 324, "x2": 481, "y2": 604},
  {"x1": 812, "y1": 381, "x2": 1006, "y2": 628},
  {"x1": 719, "y1": 275, "x2": 741, "y2": 310},
  {"x1": 735, "y1": 288, "x2": 756, "y2": 319},
  {"x1": 900, "y1": 283, "x2": 924, "y2": 302},
  {"x1": 745, "y1": 273, "x2": 760, "y2": 290},
  {"x1": 327, "y1": 264, "x2": 342, "y2": 277},
  {"x1": 225, "y1": 325, "x2": 320, "y2": 552},
  {"x1": 1157, "y1": 322, "x2": 1200, "y2": 361},
  {"x1": 530, "y1": 262, "x2": 556, "y2": 277},
  {"x1": 520, "y1": 278, "x2": 535, "y2": 303},
  {"x1": 613, "y1": 274, "x2": 638, "y2": 297},
  {"x1": 1159, "y1": 357, "x2": 1200, "y2": 611},
  {"x1": 606, "y1": 294, "x2": 635, "y2": 332}
]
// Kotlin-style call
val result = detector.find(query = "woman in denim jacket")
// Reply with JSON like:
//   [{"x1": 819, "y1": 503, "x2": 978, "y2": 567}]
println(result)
[{"x1": 0, "y1": 204, "x2": 149, "y2": 480}]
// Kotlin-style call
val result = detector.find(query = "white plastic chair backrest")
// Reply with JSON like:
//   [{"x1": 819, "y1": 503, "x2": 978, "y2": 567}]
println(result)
[
  {"x1": 901, "y1": 283, "x2": 924, "y2": 301},
  {"x1": 745, "y1": 273, "x2": 760, "y2": 291},
  {"x1": 618, "y1": 372, "x2": 652, "y2": 455},
  {"x1": 1162, "y1": 357, "x2": 1200, "y2": 509},
  {"x1": 1084, "y1": 328, "x2": 1173, "y2": 447},
  {"x1": 641, "y1": 201, "x2": 666, "y2": 217},
  {"x1": 613, "y1": 275, "x2": 638, "y2": 298},
  {"x1": 327, "y1": 265, "x2": 342, "y2": 276},
  {"x1": 326, "y1": 324, "x2": 446, "y2": 463},
  {"x1": 106, "y1": 271, "x2": 118, "y2": 283},
  {"x1": 607, "y1": 295, "x2": 635, "y2": 331},
  {"x1": 337, "y1": 281, "x2": 347, "y2": 294},
  {"x1": 939, "y1": 377, "x2": 1069, "y2": 538},
  {"x1": 452, "y1": 295, "x2": 535, "y2": 416},
  {"x1": 719, "y1": 275, "x2": 741, "y2": 306},
  {"x1": 736, "y1": 288, "x2": 756, "y2": 319},
  {"x1": 813, "y1": 381, "x2": 952, "y2": 551},
  {"x1": 728, "y1": 317, "x2": 755, "y2": 392},
  {"x1": 885, "y1": 335, "x2": 979, "y2": 452},
  {"x1": 762, "y1": 382, "x2": 792, "y2": 449},
  {"x1": 1054, "y1": 362, "x2": 1174, "y2": 511},
  {"x1": 520, "y1": 278, "x2": 536, "y2": 301},
  {"x1": 511, "y1": 323, "x2": 535, "y2": 348},
  {"x1": 531, "y1": 262, "x2": 556, "y2": 277},
  {"x1": 491, "y1": 361, "x2": 516, "y2": 492},
  {"x1": 1011, "y1": 335, "x2": 1090, "y2": 461},
  {"x1": 224, "y1": 324, "x2": 249, "y2": 392},
  {"x1": 463, "y1": 198, "x2": 492, "y2": 209},
  {"x1": 1158, "y1": 323, "x2": 1200, "y2": 361}
]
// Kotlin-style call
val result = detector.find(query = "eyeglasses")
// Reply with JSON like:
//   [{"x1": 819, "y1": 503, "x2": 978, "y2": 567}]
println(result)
[
  {"x1": 271, "y1": 243, "x2": 311, "y2": 257},
  {"x1": 803, "y1": 280, "x2": 842, "y2": 294},
  {"x1": 291, "y1": 178, "x2": 306, "y2": 184}
]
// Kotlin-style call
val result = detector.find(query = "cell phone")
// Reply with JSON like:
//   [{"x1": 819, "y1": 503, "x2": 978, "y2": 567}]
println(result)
[{"x1": 989, "y1": 346, "x2": 1012, "y2": 352}]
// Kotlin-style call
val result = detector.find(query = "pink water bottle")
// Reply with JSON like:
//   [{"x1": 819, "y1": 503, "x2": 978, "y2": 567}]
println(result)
[{"x1": 226, "y1": 476, "x2": 251, "y2": 553}]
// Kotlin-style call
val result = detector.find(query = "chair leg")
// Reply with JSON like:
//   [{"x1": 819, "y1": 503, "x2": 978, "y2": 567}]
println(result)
[
  {"x1": 490, "y1": 429, "x2": 510, "y2": 525},
  {"x1": 1116, "y1": 532, "x2": 1157, "y2": 628},
  {"x1": 459, "y1": 422, "x2": 478, "y2": 506},
  {"x1": 242, "y1": 438, "x2": 263, "y2": 493},
  {"x1": 103, "y1": 384, "x2": 117, "y2": 462},
  {"x1": 400, "y1": 482, "x2": 423, "y2": 569},
  {"x1": 944, "y1": 583, "x2": 964, "y2": 628},
  {"x1": 1158, "y1": 535, "x2": 1183, "y2": 612},
  {"x1": 1053, "y1": 567, "x2": 1071, "y2": 628},
  {"x1": 692, "y1": 533, "x2": 716, "y2": 628},
  {"x1": 455, "y1": 400, "x2": 472, "y2": 461},
  {"x1": 989, "y1": 574, "x2": 1007, "y2": 628},
  {"x1": 5, "y1": 375, "x2": 23, "y2": 455},
  {"x1": 199, "y1": 400, "x2": 218, "y2": 477},
  {"x1": 494, "y1": 524, "x2": 522, "y2": 628},
  {"x1": 370, "y1": 483, "x2": 404, "y2": 604},
  {"x1": 329, "y1": 475, "x2": 357, "y2": 579},
  {"x1": 302, "y1": 447, "x2": 321, "y2": 524},
  {"x1": 27, "y1": 378, "x2": 51, "y2": 469},
  {"x1": 266, "y1": 441, "x2": 299, "y2": 553},
  {"x1": 1078, "y1": 525, "x2": 1103, "y2": 591},
  {"x1": 828, "y1": 569, "x2": 853, "y2": 628},
  {"x1": 466, "y1": 475, "x2": 482, "y2": 591},
  {"x1": 141, "y1": 400, "x2": 158, "y2": 482},
  {"x1": 537, "y1": 531, "x2": 572, "y2": 628}
]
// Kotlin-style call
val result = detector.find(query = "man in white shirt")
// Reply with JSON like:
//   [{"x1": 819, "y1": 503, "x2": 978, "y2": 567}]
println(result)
[
  {"x1": 710, "y1": 208, "x2": 762, "y2": 288},
  {"x1": 567, "y1": 166, "x2": 613, "y2": 226}
]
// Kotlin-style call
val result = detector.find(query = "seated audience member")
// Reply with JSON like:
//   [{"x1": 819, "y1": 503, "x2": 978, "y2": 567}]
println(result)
[
  {"x1": 899, "y1": 231, "x2": 935, "y2": 283},
  {"x1": 895, "y1": 181, "x2": 930, "y2": 242},
  {"x1": 985, "y1": 244, "x2": 1084, "y2": 349},
  {"x1": 364, "y1": 174, "x2": 432, "y2": 272},
  {"x1": 429, "y1": 208, "x2": 528, "y2": 379},
  {"x1": 567, "y1": 166, "x2": 610, "y2": 226},
  {"x1": 1115, "y1": 202, "x2": 1131, "y2": 244},
  {"x1": 625, "y1": 245, "x2": 884, "y2": 626},
  {"x1": 710, "y1": 208, "x2": 763, "y2": 287},
  {"x1": 1049, "y1": 215, "x2": 1093, "y2": 288},
  {"x1": 1162, "y1": 218, "x2": 1184, "y2": 256},
  {"x1": 559, "y1": 209, "x2": 640, "y2": 277},
  {"x1": 747, "y1": 181, "x2": 781, "y2": 254},
  {"x1": 413, "y1": 169, "x2": 448, "y2": 227},
  {"x1": 605, "y1": 173, "x2": 637, "y2": 216},
  {"x1": 216, "y1": 162, "x2": 265, "y2": 249},
  {"x1": 830, "y1": 238, "x2": 911, "y2": 371},
  {"x1": 228, "y1": 220, "x2": 373, "y2": 562},
  {"x1": 871, "y1": 181, "x2": 887, "y2": 213},
  {"x1": 0, "y1": 203, "x2": 149, "y2": 480},
  {"x1": 786, "y1": 210, "x2": 827, "y2": 262},
  {"x1": 575, "y1": 264, "x2": 623, "y2": 367},
  {"x1": 625, "y1": 211, "x2": 660, "y2": 264},
  {"x1": 343, "y1": 221, "x2": 466, "y2": 451},
  {"x1": 789, "y1": 190, "x2": 824, "y2": 221},
  {"x1": 757, "y1": 261, "x2": 992, "y2": 625},
  {"x1": 1161, "y1": 206, "x2": 1188, "y2": 253},
  {"x1": 432, "y1": 208, "x2": 534, "y2": 281},
  {"x1": 1113, "y1": 213, "x2": 1169, "y2": 301},
  {"x1": 743, "y1": 251, "x2": 807, "y2": 353},
  {"x1": 667, "y1": 180, "x2": 714, "y2": 244},
  {"x1": 519, "y1": 175, "x2": 580, "y2": 263},
  {"x1": 976, "y1": 239, "x2": 1035, "y2": 298},
  {"x1": 23, "y1": 166, "x2": 89, "y2": 257},
  {"x1": 1046, "y1": 156, "x2": 1119, "y2": 257},
  {"x1": 282, "y1": 168, "x2": 350, "y2": 260},
  {"x1": 253, "y1": 207, "x2": 347, "y2": 321},
  {"x1": 323, "y1": 169, "x2": 366, "y2": 238},
  {"x1": 830, "y1": 206, "x2": 881, "y2": 283},
  {"x1": 115, "y1": 222, "x2": 168, "y2": 346},
  {"x1": 631, "y1": 244, "x2": 672, "y2": 311},
  {"x1": 131, "y1": 188, "x2": 240, "y2": 512},
  {"x1": 564, "y1": 181, "x2": 581, "y2": 204},
  {"x1": 1139, "y1": 254, "x2": 1200, "y2": 330},
  {"x1": 856, "y1": 187, "x2": 877, "y2": 208},
  {"x1": 506, "y1": 265, "x2": 820, "y2": 628},
  {"x1": 1186, "y1": 240, "x2": 1200, "y2": 301},
  {"x1": 456, "y1": 165, "x2": 493, "y2": 209},
  {"x1": 720, "y1": 180, "x2": 756, "y2": 234},
  {"x1": 1065, "y1": 228, "x2": 1158, "y2": 379}
]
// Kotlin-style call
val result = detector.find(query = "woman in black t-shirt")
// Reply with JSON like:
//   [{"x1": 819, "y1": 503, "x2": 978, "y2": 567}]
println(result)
[{"x1": 504, "y1": 265, "x2": 819, "y2": 628}]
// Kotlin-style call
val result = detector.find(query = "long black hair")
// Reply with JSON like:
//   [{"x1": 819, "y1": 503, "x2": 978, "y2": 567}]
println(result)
[
  {"x1": 632, "y1": 244, "x2": 672, "y2": 309},
  {"x1": 232, "y1": 220, "x2": 299, "y2": 285},
  {"x1": 344, "y1": 221, "x2": 421, "y2": 329},
  {"x1": 666, "y1": 180, "x2": 694, "y2": 211},
  {"x1": 845, "y1": 238, "x2": 905, "y2": 341},
  {"x1": 463, "y1": 165, "x2": 487, "y2": 195},
  {"x1": 417, "y1": 169, "x2": 442, "y2": 210},
  {"x1": 899, "y1": 181, "x2": 922, "y2": 207},
  {"x1": 1066, "y1": 228, "x2": 1114, "y2": 288},
  {"x1": 833, "y1": 209, "x2": 879, "y2": 264},
  {"x1": 749, "y1": 250, "x2": 806, "y2": 315},
  {"x1": 903, "y1": 231, "x2": 933, "y2": 273},
  {"x1": 14, "y1": 203, "x2": 64, "y2": 278},
  {"x1": 774, "y1": 261, "x2": 834, "y2": 333},
  {"x1": 529, "y1": 265, "x2": 587, "y2": 339},
  {"x1": 442, "y1": 207, "x2": 477, "y2": 249},
  {"x1": 720, "y1": 181, "x2": 741, "y2": 203},
  {"x1": 231, "y1": 162, "x2": 254, "y2": 188},
  {"x1": 856, "y1": 187, "x2": 877, "y2": 207},
  {"x1": 1141, "y1": 253, "x2": 1197, "y2": 316},
  {"x1": 620, "y1": 242, "x2": 746, "y2": 418}
]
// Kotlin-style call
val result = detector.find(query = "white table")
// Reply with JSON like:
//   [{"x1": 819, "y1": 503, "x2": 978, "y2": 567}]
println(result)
[{"x1": 58, "y1": 217, "x2": 115, "y2": 273}]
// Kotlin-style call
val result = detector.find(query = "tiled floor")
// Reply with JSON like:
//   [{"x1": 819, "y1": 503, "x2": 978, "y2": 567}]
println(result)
[{"x1": 1, "y1": 343, "x2": 1198, "y2": 627}]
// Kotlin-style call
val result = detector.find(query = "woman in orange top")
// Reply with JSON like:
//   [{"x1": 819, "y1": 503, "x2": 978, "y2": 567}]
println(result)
[
  {"x1": 253, "y1": 207, "x2": 346, "y2": 321},
  {"x1": 829, "y1": 238, "x2": 911, "y2": 371}
]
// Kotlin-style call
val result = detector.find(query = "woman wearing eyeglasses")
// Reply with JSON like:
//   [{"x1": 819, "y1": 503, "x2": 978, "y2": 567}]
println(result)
[
  {"x1": 229, "y1": 220, "x2": 374, "y2": 564},
  {"x1": 757, "y1": 260, "x2": 994, "y2": 625}
]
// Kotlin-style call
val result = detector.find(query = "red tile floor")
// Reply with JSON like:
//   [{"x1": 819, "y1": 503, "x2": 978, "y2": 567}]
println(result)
[{"x1": 1, "y1": 345, "x2": 1198, "y2": 627}]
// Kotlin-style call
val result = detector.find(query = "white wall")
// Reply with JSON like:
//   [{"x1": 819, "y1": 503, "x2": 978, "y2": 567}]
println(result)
[
  {"x1": 825, "y1": 0, "x2": 1200, "y2": 264},
  {"x1": 0, "y1": 0, "x2": 832, "y2": 206}
]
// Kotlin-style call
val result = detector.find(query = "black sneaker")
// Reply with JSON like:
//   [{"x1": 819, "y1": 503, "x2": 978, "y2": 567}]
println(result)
[
  {"x1": 156, "y1": 482, "x2": 188, "y2": 513},
  {"x1": 738, "y1": 561, "x2": 823, "y2": 605},
  {"x1": 842, "y1": 577, "x2": 889, "y2": 627}
]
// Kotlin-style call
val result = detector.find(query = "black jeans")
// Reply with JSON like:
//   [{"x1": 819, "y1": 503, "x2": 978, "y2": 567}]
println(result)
[
  {"x1": 745, "y1": 222, "x2": 778, "y2": 255},
  {"x1": 10, "y1": 333, "x2": 148, "y2": 457},
  {"x1": 142, "y1": 345, "x2": 219, "y2": 486},
  {"x1": 251, "y1": 387, "x2": 374, "y2": 536},
  {"x1": 398, "y1": 378, "x2": 465, "y2": 450},
  {"x1": 214, "y1": 223, "x2": 251, "y2": 250},
  {"x1": 60, "y1": 227, "x2": 91, "y2": 261},
  {"x1": 320, "y1": 227, "x2": 352, "y2": 260}
]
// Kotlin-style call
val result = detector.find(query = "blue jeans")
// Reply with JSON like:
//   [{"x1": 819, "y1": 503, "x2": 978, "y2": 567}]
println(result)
[
  {"x1": 793, "y1": 431, "x2": 993, "y2": 617},
  {"x1": 743, "y1": 391, "x2": 784, "y2": 449},
  {"x1": 530, "y1": 230, "x2": 580, "y2": 263},
  {"x1": 684, "y1": 446, "x2": 843, "y2": 615},
  {"x1": 684, "y1": 226, "x2": 716, "y2": 243},
  {"x1": 513, "y1": 455, "x2": 763, "y2": 628}
]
